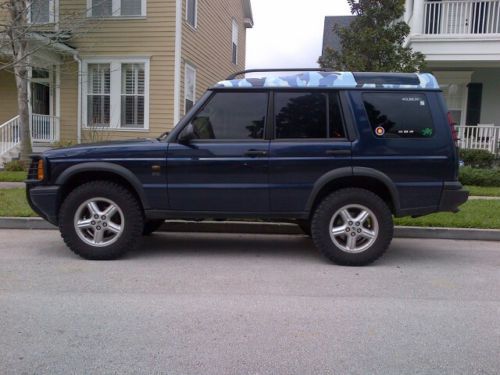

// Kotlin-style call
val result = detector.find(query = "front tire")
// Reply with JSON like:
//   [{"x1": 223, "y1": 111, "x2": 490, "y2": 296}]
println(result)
[
  {"x1": 59, "y1": 181, "x2": 144, "y2": 260},
  {"x1": 311, "y1": 188, "x2": 393, "y2": 266}
]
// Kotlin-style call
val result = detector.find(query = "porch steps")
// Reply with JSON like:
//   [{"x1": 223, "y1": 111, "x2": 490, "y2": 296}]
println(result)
[{"x1": 0, "y1": 144, "x2": 20, "y2": 169}]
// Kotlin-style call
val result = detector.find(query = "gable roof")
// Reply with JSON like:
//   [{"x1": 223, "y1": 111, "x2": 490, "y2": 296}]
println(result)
[{"x1": 322, "y1": 15, "x2": 355, "y2": 55}]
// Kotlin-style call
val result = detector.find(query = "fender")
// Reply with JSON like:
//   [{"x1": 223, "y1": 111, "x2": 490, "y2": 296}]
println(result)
[
  {"x1": 305, "y1": 167, "x2": 401, "y2": 214},
  {"x1": 55, "y1": 162, "x2": 150, "y2": 209},
  {"x1": 305, "y1": 167, "x2": 353, "y2": 211}
]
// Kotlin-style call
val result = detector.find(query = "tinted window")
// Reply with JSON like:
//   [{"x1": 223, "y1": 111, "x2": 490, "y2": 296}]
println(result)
[
  {"x1": 190, "y1": 92, "x2": 267, "y2": 140},
  {"x1": 275, "y1": 92, "x2": 345, "y2": 139},
  {"x1": 363, "y1": 93, "x2": 435, "y2": 138}
]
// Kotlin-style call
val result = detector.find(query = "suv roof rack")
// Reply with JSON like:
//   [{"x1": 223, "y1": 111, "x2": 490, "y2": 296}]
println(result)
[{"x1": 226, "y1": 68, "x2": 333, "y2": 80}]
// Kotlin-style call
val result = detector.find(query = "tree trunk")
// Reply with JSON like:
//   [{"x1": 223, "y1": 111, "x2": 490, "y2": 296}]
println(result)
[
  {"x1": 7, "y1": 0, "x2": 32, "y2": 163},
  {"x1": 14, "y1": 62, "x2": 32, "y2": 162}
]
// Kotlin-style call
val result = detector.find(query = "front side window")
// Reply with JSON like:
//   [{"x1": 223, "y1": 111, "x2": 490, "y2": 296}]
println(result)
[
  {"x1": 186, "y1": 0, "x2": 197, "y2": 27},
  {"x1": 87, "y1": 64, "x2": 111, "y2": 127},
  {"x1": 363, "y1": 92, "x2": 435, "y2": 138},
  {"x1": 275, "y1": 92, "x2": 345, "y2": 139},
  {"x1": 30, "y1": 0, "x2": 55, "y2": 24},
  {"x1": 89, "y1": 0, "x2": 145, "y2": 17},
  {"x1": 121, "y1": 63, "x2": 145, "y2": 128},
  {"x1": 189, "y1": 92, "x2": 268, "y2": 140}
]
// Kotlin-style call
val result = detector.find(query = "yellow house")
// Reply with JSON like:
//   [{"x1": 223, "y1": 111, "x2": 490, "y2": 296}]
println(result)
[{"x1": 0, "y1": 0, "x2": 253, "y2": 163}]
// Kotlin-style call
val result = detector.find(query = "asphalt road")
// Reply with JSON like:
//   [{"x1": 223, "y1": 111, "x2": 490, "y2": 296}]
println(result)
[{"x1": 1, "y1": 229, "x2": 499, "y2": 375}]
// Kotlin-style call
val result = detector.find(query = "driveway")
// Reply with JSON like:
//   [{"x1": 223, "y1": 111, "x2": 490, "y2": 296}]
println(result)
[{"x1": 0, "y1": 229, "x2": 499, "y2": 375}]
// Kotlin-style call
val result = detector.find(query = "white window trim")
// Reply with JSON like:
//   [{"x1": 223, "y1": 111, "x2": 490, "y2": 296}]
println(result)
[
  {"x1": 185, "y1": 0, "x2": 198, "y2": 28},
  {"x1": 184, "y1": 63, "x2": 197, "y2": 114},
  {"x1": 28, "y1": 0, "x2": 57, "y2": 24},
  {"x1": 86, "y1": 0, "x2": 147, "y2": 18},
  {"x1": 82, "y1": 56, "x2": 150, "y2": 131},
  {"x1": 232, "y1": 18, "x2": 239, "y2": 65}
]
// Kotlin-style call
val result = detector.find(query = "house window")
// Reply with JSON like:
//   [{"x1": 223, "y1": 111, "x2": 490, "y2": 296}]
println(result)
[
  {"x1": 121, "y1": 64, "x2": 145, "y2": 128},
  {"x1": 30, "y1": 0, "x2": 56, "y2": 24},
  {"x1": 87, "y1": 64, "x2": 111, "y2": 127},
  {"x1": 88, "y1": 0, "x2": 146, "y2": 17},
  {"x1": 84, "y1": 58, "x2": 149, "y2": 130},
  {"x1": 232, "y1": 19, "x2": 238, "y2": 64},
  {"x1": 186, "y1": 0, "x2": 197, "y2": 27},
  {"x1": 184, "y1": 64, "x2": 196, "y2": 114}
]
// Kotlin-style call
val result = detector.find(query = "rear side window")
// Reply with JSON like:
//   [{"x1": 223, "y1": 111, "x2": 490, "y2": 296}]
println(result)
[
  {"x1": 363, "y1": 93, "x2": 435, "y2": 138},
  {"x1": 190, "y1": 92, "x2": 267, "y2": 140},
  {"x1": 275, "y1": 92, "x2": 345, "y2": 139}
]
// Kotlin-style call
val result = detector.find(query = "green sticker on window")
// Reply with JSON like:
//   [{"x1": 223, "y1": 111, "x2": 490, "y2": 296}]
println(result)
[{"x1": 421, "y1": 128, "x2": 433, "y2": 137}]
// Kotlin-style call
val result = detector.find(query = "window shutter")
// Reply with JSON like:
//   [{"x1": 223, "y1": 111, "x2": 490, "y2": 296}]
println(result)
[
  {"x1": 121, "y1": 64, "x2": 145, "y2": 128},
  {"x1": 466, "y1": 83, "x2": 483, "y2": 126},
  {"x1": 87, "y1": 64, "x2": 111, "y2": 127}
]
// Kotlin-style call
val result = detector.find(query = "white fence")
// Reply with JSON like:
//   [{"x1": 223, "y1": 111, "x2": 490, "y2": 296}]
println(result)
[
  {"x1": 424, "y1": 0, "x2": 500, "y2": 34},
  {"x1": 456, "y1": 125, "x2": 500, "y2": 155},
  {"x1": 31, "y1": 114, "x2": 59, "y2": 143}
]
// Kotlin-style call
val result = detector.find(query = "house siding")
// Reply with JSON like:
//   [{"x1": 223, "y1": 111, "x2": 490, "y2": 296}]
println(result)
[
  {"x1": 180, "y1": 0, "x2": 247, "y2": 117},
  {"x1": 61, "y1": 0, "x2": 177, "y2": 139}
]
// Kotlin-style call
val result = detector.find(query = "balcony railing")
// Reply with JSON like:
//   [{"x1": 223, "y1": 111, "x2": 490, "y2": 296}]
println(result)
[{"x1": 424, "y1": 0, "x2": 500, "y2": 35}]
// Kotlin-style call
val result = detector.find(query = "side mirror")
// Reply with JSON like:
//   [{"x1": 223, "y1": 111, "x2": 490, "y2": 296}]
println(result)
[{"x1": 178, "y1": 123, "x2": 196, "y2": 144}]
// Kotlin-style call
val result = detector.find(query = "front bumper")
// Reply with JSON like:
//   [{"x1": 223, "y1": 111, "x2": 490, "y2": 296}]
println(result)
[
  {"x1": 26, "y1": 184, "x2": 60, "y2": 225},
  {"x1": 439, "y1": 182, "x2": 469, "y2": 213}
]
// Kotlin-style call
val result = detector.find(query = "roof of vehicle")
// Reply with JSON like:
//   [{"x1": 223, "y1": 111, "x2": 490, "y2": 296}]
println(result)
[{"x1": 213, "y1": 71, "x2": 439, "y2": 90}]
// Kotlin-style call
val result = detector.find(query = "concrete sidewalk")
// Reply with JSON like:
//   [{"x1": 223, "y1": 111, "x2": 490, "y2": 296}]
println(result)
[{"x1": 0, "y1": 182, "x2": 24, "y2": 189}]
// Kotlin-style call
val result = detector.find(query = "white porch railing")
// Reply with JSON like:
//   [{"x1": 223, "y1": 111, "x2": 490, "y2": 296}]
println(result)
[
  {"x1": 0, "y1": 116, "x2": 20, "y2": 156},
  {"x1": 424, "y1": 0, "x2": 500, "y2": 35},
  {"x1": 456, "y1": 125, "x2": 500, "y2": 155},
  {"x1": 31, "y1": 114, "x2": 59, "y2": 143}
]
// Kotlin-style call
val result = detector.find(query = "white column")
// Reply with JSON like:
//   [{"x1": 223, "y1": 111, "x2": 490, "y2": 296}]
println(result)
[{"x1": 411, "y1": 0, "x2": 426, "y2": 35}]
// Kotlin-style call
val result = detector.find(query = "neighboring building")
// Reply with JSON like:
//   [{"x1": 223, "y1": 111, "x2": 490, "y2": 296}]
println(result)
[
  {"x1": 0, "y1": 0, "x2": 253, "y2": 163},
  {"x1": 322, "y1": 1, "x2": 500, "y2": 154}
]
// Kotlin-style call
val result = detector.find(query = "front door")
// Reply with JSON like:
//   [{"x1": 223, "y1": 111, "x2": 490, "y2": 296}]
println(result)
[{"x1": 167, "y1": 91, "x2": 270, "y2": 213}]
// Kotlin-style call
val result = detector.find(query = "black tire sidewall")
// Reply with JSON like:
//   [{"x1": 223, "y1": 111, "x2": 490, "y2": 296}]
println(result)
[
  {"x1": 311, "y1": 188, "x2": 393, "y2": 266},
  {"x1": 59, "y1": 181, "x2": 143, "y2": 260}
]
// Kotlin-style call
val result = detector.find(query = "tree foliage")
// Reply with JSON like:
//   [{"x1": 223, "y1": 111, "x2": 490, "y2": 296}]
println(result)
[{"x1": 319, "y1": 0, "x2": 426, "y2": 72}]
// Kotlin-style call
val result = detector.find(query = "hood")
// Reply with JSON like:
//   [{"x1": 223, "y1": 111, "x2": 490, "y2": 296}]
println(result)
[{"x1": 43, "y1": 138, "x2": 160, "y2": 159}]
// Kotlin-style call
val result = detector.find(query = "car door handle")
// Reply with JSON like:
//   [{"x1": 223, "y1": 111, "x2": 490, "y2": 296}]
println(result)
[
  {"x1": 325, "y1": 149, "x2": 351, "y2": 157},
  {"x1": 244, "y1": 150, "x2": 268, "y2": 157}
]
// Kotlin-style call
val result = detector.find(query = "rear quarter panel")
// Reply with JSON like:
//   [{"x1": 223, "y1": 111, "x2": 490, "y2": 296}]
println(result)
[{"x1": 347, "y1": 90, "x2": 456, "y2": 214}]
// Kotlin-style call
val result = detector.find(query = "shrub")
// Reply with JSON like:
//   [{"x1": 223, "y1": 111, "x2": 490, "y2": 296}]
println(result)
[
  {"x1": 4, "y1": 160, "x2": 27, "y2": 172},
  {"x1": 459, "y1": 149, "x2": 495, "y2": 168},
  {"x1": 459, "y1": 166, "x2": 500, "y2": 187}
]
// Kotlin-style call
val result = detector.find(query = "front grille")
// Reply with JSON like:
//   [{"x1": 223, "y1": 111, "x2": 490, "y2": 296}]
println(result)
[{"x1": 27, "y1": 156, "x2": 41, "y2": 181}]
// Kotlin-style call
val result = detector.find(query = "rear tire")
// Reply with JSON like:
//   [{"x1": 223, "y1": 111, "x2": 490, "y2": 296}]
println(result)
[
  {"x1": 311, "y1": 188, "x2": 393, "y2": 266},
  {"x1": 59, "y1": 181, "x2": 143, "y2": 260}
]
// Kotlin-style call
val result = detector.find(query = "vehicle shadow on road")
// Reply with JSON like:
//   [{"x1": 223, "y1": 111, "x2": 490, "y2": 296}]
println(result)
[{"x1": 128, "y1": 232, "x2": 325, "y2": 263}]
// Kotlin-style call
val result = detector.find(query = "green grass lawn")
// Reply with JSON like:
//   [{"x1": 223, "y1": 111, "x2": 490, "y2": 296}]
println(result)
[
  {"x1": 394, "y1": 199, "x2": 500, "y2": 229},
  {"x1": 0, "y1": 188, "x2": 499, "y2": 229},
  {"x1": 0, "y1": 189, "x2": 36, "y2": 217},
  {"x1": 0, "y1": 171, "x2": 27, "y2": 182},
  {"x1": 465, "y1": 185, "x2": 500, "y2": 197}
]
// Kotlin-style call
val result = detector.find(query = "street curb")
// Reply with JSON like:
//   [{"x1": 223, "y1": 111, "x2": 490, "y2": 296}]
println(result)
[{"x1": 1, "y1": 217, "x2": 500, "y2": 241}]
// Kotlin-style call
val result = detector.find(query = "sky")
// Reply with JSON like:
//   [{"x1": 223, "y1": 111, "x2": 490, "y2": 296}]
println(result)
[{"x1": 245, "y1": 0, "x2": 351, "y2": 69}]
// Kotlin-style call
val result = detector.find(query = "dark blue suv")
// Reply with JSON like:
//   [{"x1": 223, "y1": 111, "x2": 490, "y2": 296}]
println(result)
[{"x1": 26, "y1": 70, "x2": 468, "y2": 265}]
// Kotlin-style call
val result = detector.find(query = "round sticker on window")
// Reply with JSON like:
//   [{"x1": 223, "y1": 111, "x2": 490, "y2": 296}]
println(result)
[{"x1": 375, "y1": 127, "x2": 385, "y2": 136}]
